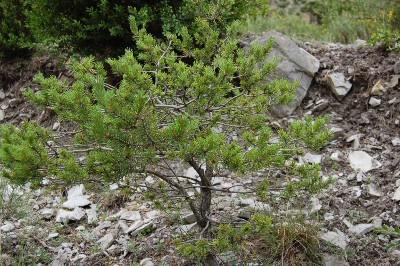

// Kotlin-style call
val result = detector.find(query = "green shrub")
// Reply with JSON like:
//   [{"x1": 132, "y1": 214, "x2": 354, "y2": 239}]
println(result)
[
  {"x1": 0, "y1": 13, "x2": 331, "y2": 232},
  {"x1": 0, "y1": 0, "x2": 33, "y2": 57},
  {"x1": 24, "y1": 0, "x2": 267, "y2": 55}
]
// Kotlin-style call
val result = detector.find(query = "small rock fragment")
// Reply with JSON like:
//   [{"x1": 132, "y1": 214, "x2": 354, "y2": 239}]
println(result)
[
  {"x1": 131, "y1": 221, "x2": 154, "y2": 237},
  {"x1": 62, "y1": 195, "x2": 91, "y2": 209},
  {"x1": 371, "y1": 80, "x2": 386, "y2": 96},
  {"x1": 320, "y1": 231, "x2": 347, "y2": 250},
  {"x1": 182, "y1": 213, "x2": 196, "y2": 224},
  {"x1": 120, "y1": 211, "x2": 141, "y2": 221},
  {"x1": 330, "y1": 127, "x2": 344, "y2": 140},
  {"x1": 392, "y1": 138, "x2": 400, "y2": 146},
  {"x1": 125, "y1": 220, "x2": 144, "y2": 234},
  {"x1": 52, "y1": 122, "x2": 60, "y2": 131},
  {"x1": 41, "y1": 208, "x2": 54, "y2": 219},
  {"x1": 369, "y1": 97, "x2": 381, "y2": 107},
  {"x1": 392, "y1": 187, "x2": 400, "y2": 201},
  {"x1": 97, "y1": 233, "x2": 115, "y2": 250},
  {"x1": 48, "y1": 233, "x2": 59, "y2": 239},
  {"x1": 385, "y1": 75, "x2": 399, "y2": 88},
  {"x1": 1, "y1": 223, "x2": 14, "y2": 232},
  {"x1": 176, "y1": 222, "x2": 197, "y2": 235},
  {"x1": 69, "y1": 207, "x2": 86, "y2": 221},
  {"x1": 327, "y1": 73, "x2": 352, "y2": 100},
  {"x1": 348, "y1": 224, "x2": 374, "y2": 236},
  {"x1": 87, "y1": 204, "x2": 98, "y2": 224},
  {"x1": 330, "y1": 152, "x2": 341, "y2": 162},
  {"x1": 140, "y1": 258, "x2": 155, "y2": 266},
  {"x1": 348, "y1": 151, "x2": 382, "y2": 173},
  {"x1": 56, "y1": 209, "x2": 72, "y2": 223},
  {"x1": 302, "y1": 153, "x2": 322, "y2": 164},
  {"x1": 367, "y1": 184, "x2": 383, "y2": 197}
]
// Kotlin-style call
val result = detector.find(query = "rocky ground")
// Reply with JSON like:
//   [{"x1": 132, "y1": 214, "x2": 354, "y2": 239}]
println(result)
[{"x1": 1, "y1": 36, "x2": 400, "y2": 266}]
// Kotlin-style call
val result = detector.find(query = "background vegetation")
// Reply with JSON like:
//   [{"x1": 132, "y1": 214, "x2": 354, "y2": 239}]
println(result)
[{"x1": 244, "y1": 0, "x2": 400, "y2": 53}]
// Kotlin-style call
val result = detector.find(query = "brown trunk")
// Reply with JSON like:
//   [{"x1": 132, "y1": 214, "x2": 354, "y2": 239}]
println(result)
[
  {"x1": 197, "y1": 166, "x2": 213, "y2": 228},
  {"x1": 187, "y1": 160, "x2": 213, "y2": 229}
]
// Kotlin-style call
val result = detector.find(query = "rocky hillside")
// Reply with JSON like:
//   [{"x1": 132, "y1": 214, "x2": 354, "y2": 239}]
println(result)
[{"x1": 1, "y1": 32, "x2": 400, "y2": 265}]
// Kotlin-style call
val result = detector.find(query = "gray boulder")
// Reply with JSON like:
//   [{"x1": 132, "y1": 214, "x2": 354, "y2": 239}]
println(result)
[{"x1": 243, "y1": 30, "x2": 320, "y2": 117}]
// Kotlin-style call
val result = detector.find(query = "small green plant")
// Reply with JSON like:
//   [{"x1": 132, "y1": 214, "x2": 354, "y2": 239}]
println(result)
[
  {"x1": 90, "y1": 243, "x2": 100, "y2": 255},
  {"x1": 368, "y1": 28, "x2": 400, "y2": 55},
  {"x1": 0, "y1": 178, "x2": 29, "y2": 220},
  {"x1": 175, "y1": 238, "x2": 211, "y2": 262},
  {"x1": 375, "y1": 225, "x2": 400, "y2": 249}
]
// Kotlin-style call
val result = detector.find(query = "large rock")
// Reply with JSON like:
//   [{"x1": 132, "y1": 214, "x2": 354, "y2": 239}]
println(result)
[{"x1": 243, "y1": 31, "x2": 320, "y2": 117}]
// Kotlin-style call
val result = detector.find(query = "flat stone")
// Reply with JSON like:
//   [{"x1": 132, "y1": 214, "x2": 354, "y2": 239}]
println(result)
[
  {"x1": 346, "y1": 134, "x2": 364, "y2": 143},
  {"x1": 385, "y1": 75, "x2": 399, "y2": 88},
  {"x1": 238, "y1": 209, "x2": 252, "y2": 220},
  {"x1": 48, "y1": 233, "x2": 59, "y2": 239},
  {"x1": 140, "y1": 258, "x2": 155, "y2": 266},
  {"x1": 348, "y1": 224, "x2": 374, "y2": 236},
  {"x1": 41, "y1": 208, "x2": 54, "y2": 219},
  {"x1": 0, "y1": 110, "x2": 4, "y2": 122},
  {"x1": 131, "y1": 221, "x2": 153, "y2": 237},
  {"x1": 62, "y1": 195, "x2": 91, "y2": 209},
  {"x1": 176, "y1": 222, "x2": 197, "y2": 235},
  {"x1": 120, "y1": 211, "x2": 141, "y2": 221},
  {"x1": 313, "y1": 101, "x2": 329, "y2": 112},
  {"x1": 392, "y1": 186, "x2": 400, "y2": 201},
  {"x1": 369, "y1": 97, "x2": 381, "y2": 107},
  {"x1": 320, "y1": 231, "x2": 347, "y2": 250},
  {"x1": 392, "y1": 138, "x2": 400, "y2": 146},
  {"x1": 97, "y1": 233, "x2": 114, "y2": 250},
  {"x1": 367, "y1": 184, "x2": 383, "y2": 197},
  {"x1": 69, "y1": 207, "x2": 86, "y2": 221},
  {"x1": 109, "y1": 183, "x2": 118, "y2": 190},
  {"x1": 67, "y1": 184, "x2": 86, "y2": 198},
  {"x1": 75, "y1": 226, "x2": 85, "y2": 231},
  {"x1": 327, "y1": 73, "x2": 352, "y2": 100},
  {"x1": 330, "y1": 152, "x2": 341, "y2": 162},
  {"x1": 182, "y1": 213, "x2": 197, "y2": 224},
  {"x1": 87, "y1": 204, "x2": 97, "y2": 224},
  {"x1": 348, "y1": 151, "x2": 382, "y2": 173},
  {"x1": 146, "y1": 210, "x2": 160, "y2": 220},
  {"x1": 125, "y1": 220, "x2": 144, "y2": 234},
  {"x1": 55, "y1": 209, "x2": 72, "y2": 223},
  {"x1": 1, "y1": 223, "x2": 14, "y2": 232},
  {"x1": 330, "y1": 127, "x2": 344, "y2": 140},
  {"x1": 302, "y1": 153, "x2": 322, "y2": 164}
]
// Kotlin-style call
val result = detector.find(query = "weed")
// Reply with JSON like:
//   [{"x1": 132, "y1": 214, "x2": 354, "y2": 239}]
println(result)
[{"x1": 375, "y1": 225, "x2": 400, "y2": 249}]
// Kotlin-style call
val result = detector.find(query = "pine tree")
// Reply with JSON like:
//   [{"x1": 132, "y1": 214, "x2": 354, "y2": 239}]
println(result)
[{"x1": 0, "y1": 17, "x2": 331, "y2": 229}]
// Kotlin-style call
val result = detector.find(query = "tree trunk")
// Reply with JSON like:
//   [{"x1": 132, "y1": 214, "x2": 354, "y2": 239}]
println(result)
[
  {"x1": 197, "y1": 166, "x2": 213, "y2": 228},
  {"x1": 188, "y1": 160, "x2": 213, "y2": 229}
]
